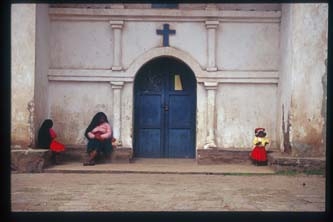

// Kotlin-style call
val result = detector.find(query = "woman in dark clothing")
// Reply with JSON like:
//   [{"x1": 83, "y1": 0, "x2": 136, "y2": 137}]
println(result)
[
  {"x1": 84, "y1": 112, "x2": 113, "y2": 166},
  {"x1": 37, "y1": 119, "x2": 65, "y2": 164}
]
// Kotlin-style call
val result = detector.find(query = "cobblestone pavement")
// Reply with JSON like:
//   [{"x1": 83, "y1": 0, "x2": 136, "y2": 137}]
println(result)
[{"x1": 11, "y1": 173, "x2": 325, "y2": 212}]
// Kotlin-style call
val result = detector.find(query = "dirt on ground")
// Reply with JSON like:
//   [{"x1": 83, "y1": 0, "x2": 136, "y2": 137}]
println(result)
[{"x1": 11, "y1": 173, "x2": 325, "y2": 212}]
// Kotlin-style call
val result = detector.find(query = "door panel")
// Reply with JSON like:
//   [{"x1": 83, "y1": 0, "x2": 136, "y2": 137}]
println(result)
[
  {"x1": 139, "y1": 94, "x2": 162, "y2": 127},
  {"x1": 138, "y1": 129, "x2": 161, "y2": 157},
  {"x1": 168, "y1": 129, "x2": 192, "y2": 158},
  {"x1": 168, "y1": 95, "x2": 193, "y2": 128}
]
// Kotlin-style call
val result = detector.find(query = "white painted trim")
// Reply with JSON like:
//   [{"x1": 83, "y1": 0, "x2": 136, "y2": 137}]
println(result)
[
  {"x1": 48, "y1": 69, "x2": 278, "y2": 84},
  {"x1": 48, "y1": 47, "x2": 279, "y2": 84},
  {"x1": 49, "y1": 8, "x2": 281, "y2": 23}
]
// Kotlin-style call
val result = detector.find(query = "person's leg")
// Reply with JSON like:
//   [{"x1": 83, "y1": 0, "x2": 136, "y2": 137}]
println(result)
[
  {"x1": 83, "y1": 150, "x2": 97, "y2": 166},
  {"x1": 51, "y1": 151, "x2": 57, "y2": 164},
  {"x1": 101, "y1": 139, "x2": 112, "y2": 163}
]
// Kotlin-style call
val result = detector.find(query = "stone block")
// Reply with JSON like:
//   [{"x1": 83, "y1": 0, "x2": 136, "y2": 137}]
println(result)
[
  {"x1": 267, "y1": 152, "x2": 325, "y2": 173},
  {"x1": 11, "y1": 149, "x2": 52, "y2": 173},
  {"x1": 197, "y1": 148, "x2": 252, "y2": 164},
  {"x1": 111, "y1": 147, "x2": 133, "y2": 163}
]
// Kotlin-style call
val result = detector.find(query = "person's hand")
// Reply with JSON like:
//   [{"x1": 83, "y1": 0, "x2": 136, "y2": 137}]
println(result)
[{"x1": 95, "y1": 133, "x2": 103, "y2": 141}]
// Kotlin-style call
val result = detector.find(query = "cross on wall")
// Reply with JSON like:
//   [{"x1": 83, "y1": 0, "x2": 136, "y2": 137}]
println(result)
[{"x1": 156, "y1": 24, "x2": 176, "y2": 47}]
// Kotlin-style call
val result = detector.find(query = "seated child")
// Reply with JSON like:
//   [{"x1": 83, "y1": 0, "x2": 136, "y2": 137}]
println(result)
[{"x1": 37, "y1": 119, "x2": 65, "y2": 164}]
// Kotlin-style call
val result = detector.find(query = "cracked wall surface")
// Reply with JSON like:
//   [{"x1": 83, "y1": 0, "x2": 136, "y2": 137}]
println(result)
[{"x1": 278, "y1": 3, "x2": 327, "y2": 157}]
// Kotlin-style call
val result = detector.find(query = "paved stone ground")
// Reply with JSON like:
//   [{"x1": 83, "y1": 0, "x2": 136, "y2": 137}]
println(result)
[{"x1": 11, "y1": 173, "x2": 325, "y2": 212}]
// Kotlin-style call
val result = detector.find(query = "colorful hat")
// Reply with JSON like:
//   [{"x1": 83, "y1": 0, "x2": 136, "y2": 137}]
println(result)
[{"x1": 255, "y1": 128, "x2": 265, "y2": 136}]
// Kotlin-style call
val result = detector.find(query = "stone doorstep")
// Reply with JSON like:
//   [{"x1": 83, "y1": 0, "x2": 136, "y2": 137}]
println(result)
[{"x1": 267, "y1": 152, "x2": 326, "y2": 173}]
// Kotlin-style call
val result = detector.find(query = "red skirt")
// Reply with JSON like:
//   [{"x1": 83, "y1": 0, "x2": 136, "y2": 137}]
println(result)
[
  {"x1": 50, "y1": 140, "x2": 65, "y2": 152},
  {"x1": 250, "y1": 146, "x2": 267, "y2": 162}
]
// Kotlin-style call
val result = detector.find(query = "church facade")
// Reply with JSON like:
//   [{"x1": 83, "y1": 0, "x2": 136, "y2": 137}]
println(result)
[{"x1": 11, "y1": 3, "x2": 327, "y2": 160}]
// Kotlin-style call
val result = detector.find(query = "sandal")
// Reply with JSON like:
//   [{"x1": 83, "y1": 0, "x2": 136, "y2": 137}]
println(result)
[{"x1": 83, "y1": 160, "x2": 95, "y2": 166}]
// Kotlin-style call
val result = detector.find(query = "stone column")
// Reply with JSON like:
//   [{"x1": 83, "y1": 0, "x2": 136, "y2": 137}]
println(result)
[
  {"x1": 204, "y1": 82, "x2": 218, "y2": 149},
  {"x1": 110, "y1": 20, "x2": 124, "y2": 71},
  {"x1": 205, "y1": 20, "x2": 219, "y2": 72},
  {"x1": 110, "y1": 81, "x2": 124, "y2": 146}
]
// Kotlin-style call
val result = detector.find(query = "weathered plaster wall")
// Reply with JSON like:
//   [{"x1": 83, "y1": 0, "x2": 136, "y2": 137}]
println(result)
[
  {"x1": 11, "y1": 4, "x2": 36, "y2": 148},
  {"x1": 290, "y1": 4, "x2": 327, "y2": 157},
  {"x1": 34, "y1": 4, "x2": 50, "y2": 147},
  {"x1": 121, "y1": 83, "x2": 133, "y2": 148},
  {"x1": 50, "y1": 21, "x2": 113, "y2": 69},
  {"x1": 217, "y1": 22, "x2": 280, "y2": 70},
  {"x1": 216, "y1": 84, "x2": 277, "y2": 149},
  {"x1": 114, "y1": 21, "x2": 207, "y2": 69},
  {"x1": 196, "y1": 84, "x2": 208, "y2": 148},
  {"x1": 277, "y1": 4, "x2": 293, "y2": 153},
  {"x1": 48, "y1": 82, "x2": 113, "y2": 145},
  {"x1": 278, "y1": 4, "x2": 327, "y2": 157}
]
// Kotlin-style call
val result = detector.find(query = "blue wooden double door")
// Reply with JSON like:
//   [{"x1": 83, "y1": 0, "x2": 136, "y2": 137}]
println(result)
[{"x1": 134, "y1": 57, "x2": 196, "y2": 158}]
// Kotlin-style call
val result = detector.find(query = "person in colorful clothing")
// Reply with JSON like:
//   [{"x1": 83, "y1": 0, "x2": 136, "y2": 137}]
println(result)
[
  {"x1": 37, "y1": 119, "x2": 65, "y2": 164},
  {"x1": 83, "y1": 112, "x2": 113, "y2": 166},
  {"x1": 250, "y1": 127, "x2": 269, "y2": 166}
]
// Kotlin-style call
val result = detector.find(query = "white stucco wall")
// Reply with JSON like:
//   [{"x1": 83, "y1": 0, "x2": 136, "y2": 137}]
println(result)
[
  {"x1": 196, "y1": 84, "x2": 208, "y2": 148},
  {"x1": 35, "y1": 4, "x2": 50, "y2": 146},
  {"x1": 50, "y1": 21, "x2": 113, "y2": 69},
  {"x1": 216, "y1": 84, "x2": 277, "y2": 149},
  {"x1": 48, "y1": 82, "x2": 113, "y2": 145},
  {"x1": 120, "y1": 83, "x2": 134, "y2": 148},
  {"x1": 289, "y1": 4, "x2": 327, "y2": 157},
  {"x1": 217, "y1": 22, "x2": 280, "y2": 70},
  {"x1": 121, "y1": 21, "x2": 207, "y2": 69},
  {"x1": 277, "y1": 4, "x2": 293, "y2": 153},
  {"x1": 278, "y1": 3, "x2": 327, "y2": 157},
  {"x1": 11, "y1": 4, "x2": 36, "y2": 148}
]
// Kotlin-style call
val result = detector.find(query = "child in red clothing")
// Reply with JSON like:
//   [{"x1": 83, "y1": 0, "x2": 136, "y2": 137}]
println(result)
[
  {"x1": 250, "y1": 128, "x2": 269, "y2": 166},
  {"x1": 37, "y1": 119, "x2": 65, "y2": 164}
]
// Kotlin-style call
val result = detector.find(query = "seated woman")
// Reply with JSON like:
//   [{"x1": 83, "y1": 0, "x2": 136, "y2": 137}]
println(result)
[
  {"x1": 83, "y1": 112, "x2": 113, "y2": 166},
  {"x1": 37, "y1": 119, "x2": 65, "y2": 164}
]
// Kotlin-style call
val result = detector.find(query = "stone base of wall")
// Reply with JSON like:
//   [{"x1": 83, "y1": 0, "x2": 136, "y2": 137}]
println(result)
[
  {"x1": 11, "y1": 149, "x2": 53, "y2": 173},
  {"x1": 111, "y1": 147, "x2": 133, "y2": 163},
  {"x1": 267, "y1": 152, "x2": 326, "y2": 173},
  {"x1": 196, "y1": 148, "x2": 253, "y2": 164},
  {"x1": 64, "y1": 146, "x2": 133, "y2": 163}
]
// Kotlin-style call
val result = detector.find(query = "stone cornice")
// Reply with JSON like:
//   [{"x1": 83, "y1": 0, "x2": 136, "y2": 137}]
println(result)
[
  {"x1": 48, "y1": 68, "x2": 279, "y2": 84},
  {"x1": 49, "y1": 8, "x2": 281, "y2": 23}
]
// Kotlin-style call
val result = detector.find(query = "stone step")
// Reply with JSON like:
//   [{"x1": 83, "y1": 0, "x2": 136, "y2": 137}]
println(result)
[
  {"x1": 11, "y1": 146, "x2": 133, "y2": 173},
  {"x1": 267, "y1": 152, "x2": 326, "y2": 173},
  {"x1": 43, "y1": 158, "x2": 276, "y2": 175},
  {"x1": 196, "y1": 148, "x2": 277, "y2": 164},
  {"x1": 56, "y1": 146, "x2": 133, "y2": 163}
]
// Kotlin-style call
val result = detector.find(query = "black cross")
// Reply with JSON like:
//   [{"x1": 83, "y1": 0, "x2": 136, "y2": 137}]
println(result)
[{"x1": 156, "y1": 24, "x2": 176, "y2": 47}]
